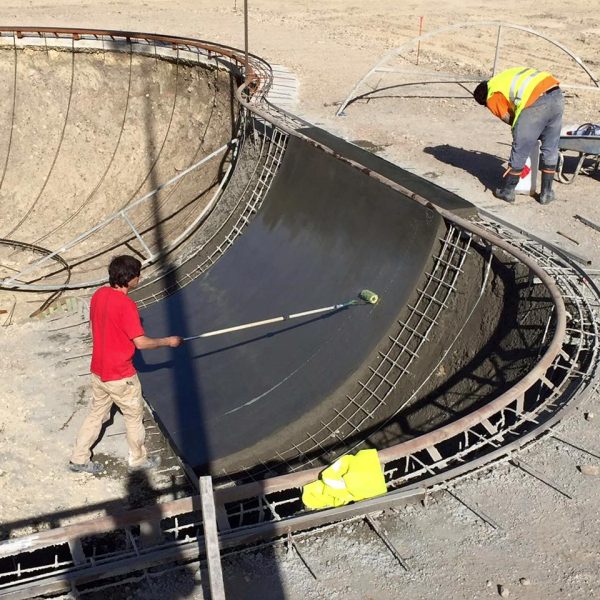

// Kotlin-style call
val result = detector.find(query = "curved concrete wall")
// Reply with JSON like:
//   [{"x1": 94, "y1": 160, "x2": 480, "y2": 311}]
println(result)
[{"x1": 137, "y1": 134, "x2": 445, "y2": 475}]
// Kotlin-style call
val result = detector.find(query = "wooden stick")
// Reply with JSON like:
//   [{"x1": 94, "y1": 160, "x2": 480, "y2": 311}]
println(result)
[
  {"x1": 557, "y1": 231, "x2": 580, "y2": 245},
  {"x1": 200, "y1": 476, "x2": 226, "y2": 600},
  {"x1": 575, "y1": 213, "x2": 600, "y2": 233},
  {"x1": 416, "y1": 17, "x2": 424, "y2": 65}
]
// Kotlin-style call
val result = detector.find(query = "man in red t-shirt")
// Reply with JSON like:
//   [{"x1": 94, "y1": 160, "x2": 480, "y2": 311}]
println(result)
[{"x1": 70, "y1": 255, "x2": 183, "y2": 475}]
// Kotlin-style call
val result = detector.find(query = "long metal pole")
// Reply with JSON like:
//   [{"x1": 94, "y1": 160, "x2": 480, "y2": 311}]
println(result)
[
  {"x1": 492, "y1": 25, "x2": 502, "y2": 76},
  {"x1": 182, "y1": 299, "x2": 358, "y2": 342},
  {"x1": 244, "y1": 0, "x2": 249, "y2": 83}
]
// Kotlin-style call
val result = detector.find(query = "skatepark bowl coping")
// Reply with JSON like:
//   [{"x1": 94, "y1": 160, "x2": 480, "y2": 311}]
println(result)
[{"x1": 1, "y1": 28, "x2": 599, "y2": 596}]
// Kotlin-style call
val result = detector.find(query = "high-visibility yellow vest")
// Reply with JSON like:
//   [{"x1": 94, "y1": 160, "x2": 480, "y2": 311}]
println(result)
[
  {"x1": 487, "y1": 67, "x2": 552, "y2": 127},
  {"x1": 302, "y1": 449, "x2": 387, "y2": 510}
]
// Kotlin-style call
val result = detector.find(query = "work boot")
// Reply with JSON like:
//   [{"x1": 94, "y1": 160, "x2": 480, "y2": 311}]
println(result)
[
  {"x1": 69, "y1": 460, "x2": 104, "y2": 475},
  {"x1": 128, "y1": 455, "x2": 161, "y2": 474},
  {"x1": 494, "y1": 172, "x2": 521, "y2": 203},
  {"x1": 538, "y1": 170, "x2": 556, "y2": 205}
]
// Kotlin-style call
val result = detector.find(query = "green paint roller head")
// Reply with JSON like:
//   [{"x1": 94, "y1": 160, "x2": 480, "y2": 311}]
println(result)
[{"x1": 359, "y1": 289, "x2": 379, "y2": 304}]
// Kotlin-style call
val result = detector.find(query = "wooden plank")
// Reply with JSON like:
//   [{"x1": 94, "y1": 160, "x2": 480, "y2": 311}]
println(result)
[{"x1": 199, "y1": 476, "x2": 226, "y2": 600}]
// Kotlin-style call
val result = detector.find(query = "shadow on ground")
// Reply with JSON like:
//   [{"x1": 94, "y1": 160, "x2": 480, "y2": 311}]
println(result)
[{"x1": 424, "y1": 144, "x2": 506, "y2": 190}]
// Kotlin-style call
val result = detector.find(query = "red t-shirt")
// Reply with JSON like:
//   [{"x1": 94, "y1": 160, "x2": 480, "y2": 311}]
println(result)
[{"x1": 89, "y1": 286, "x2": 145, "y2": 382}]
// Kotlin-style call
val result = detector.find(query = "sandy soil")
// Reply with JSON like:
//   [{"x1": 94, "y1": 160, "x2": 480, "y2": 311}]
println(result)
[{"x1": 1, "y1": 1, "x2": 600, "y2": 599}]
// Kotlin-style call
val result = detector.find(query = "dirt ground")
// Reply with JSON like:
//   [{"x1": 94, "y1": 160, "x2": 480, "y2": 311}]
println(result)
[{"x1": 1, "y1": 1, "x2": 600, "y2": 599}]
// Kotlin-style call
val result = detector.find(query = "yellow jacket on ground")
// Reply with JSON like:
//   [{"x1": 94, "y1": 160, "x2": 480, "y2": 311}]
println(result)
[{"x1": 302, "y1": 449, "x2": 387, "y2": 510}]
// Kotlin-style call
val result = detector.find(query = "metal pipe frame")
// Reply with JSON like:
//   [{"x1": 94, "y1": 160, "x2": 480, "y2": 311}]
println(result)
[
  {"x1": 1, "y1": 141, "x2": 237, "y2": 291},
  {"x1": 336, "y1": 20, "x2": 600, "y2": 117}
]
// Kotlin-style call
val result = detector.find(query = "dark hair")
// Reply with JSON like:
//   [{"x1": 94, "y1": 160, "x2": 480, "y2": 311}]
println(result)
[
  {"x1": 473, "y1": 81, "x2": 489, "y2": 105},
  {"x1": 108, "y1": 255, "x2": 142, "y2": 288}
]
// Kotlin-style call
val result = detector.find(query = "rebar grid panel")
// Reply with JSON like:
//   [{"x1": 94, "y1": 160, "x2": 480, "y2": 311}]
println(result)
[
  {"x1": 379, "y1": 221, "x2": 600, "y2": 487},
  {"x1": 480, "y1": 217, "x2": 600, "y2": 373},
  {"x1": 133, "y1": 121, "x2": 288, "y2": 308},
  {"x1": 220, "y1": 226, "x2": 598, "y2": 526}
]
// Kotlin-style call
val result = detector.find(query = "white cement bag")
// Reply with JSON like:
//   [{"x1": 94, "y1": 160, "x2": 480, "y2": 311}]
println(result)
[{"x1": 515, "y1": 141, "x2": 540, "y2": 196}]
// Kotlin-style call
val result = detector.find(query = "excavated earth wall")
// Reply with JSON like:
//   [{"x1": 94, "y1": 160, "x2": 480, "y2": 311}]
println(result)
[{"x1": 0, "y1": 46, "x2": 236, "y2": 287}]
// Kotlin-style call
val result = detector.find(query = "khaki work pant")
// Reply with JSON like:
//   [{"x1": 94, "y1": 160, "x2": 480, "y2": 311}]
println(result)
[{"x1": 70, "y1": 373, "x2": 148, "y2": 467}]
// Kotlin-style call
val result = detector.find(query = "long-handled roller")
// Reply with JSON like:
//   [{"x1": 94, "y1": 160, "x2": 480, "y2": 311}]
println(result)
[{"x1": 182, "y1": 289, "x2": 379, "y2": 342}]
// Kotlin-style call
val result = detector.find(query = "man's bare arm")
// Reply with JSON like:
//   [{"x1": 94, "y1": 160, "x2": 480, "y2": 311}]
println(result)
[{"x1": 133, "y1": 335, "x2": 183, "y2": 350}]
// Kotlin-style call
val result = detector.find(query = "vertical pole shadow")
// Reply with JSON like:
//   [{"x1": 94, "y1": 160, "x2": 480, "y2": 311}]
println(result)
[
  {"x1": 125, "y1": 49, "x2": 288, "y2": 599},
  {"x1": 136, "y1": 51, "x2": 209, "y2": 597},
  {"x1": 135, "y1": 54, "x2": 287, "y2": 598}
]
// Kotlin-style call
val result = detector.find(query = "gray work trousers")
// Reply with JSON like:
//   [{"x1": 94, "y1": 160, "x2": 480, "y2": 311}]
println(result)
[{"x1": 509, "y1": 88, "x2": 564, "y2": 171}]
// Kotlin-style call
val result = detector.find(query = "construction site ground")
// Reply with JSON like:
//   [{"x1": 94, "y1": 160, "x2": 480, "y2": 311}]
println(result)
[{"x1": 1, "y1": 1, "x2": 600, "y2": 599}]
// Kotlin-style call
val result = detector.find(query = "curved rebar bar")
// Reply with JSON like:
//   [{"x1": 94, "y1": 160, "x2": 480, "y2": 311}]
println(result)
[
  {"x1": 6, "y1": 37, "x2": 76, "y2": 238},
  {"x1": 124, "y1": 46, "x2": 181, "y2": 211},
  {"x1": 0, "y1": 237, "x2": 70, "y2": 317},
  {"x1": 119, "y1": 44, "x2": 221, "y2": 251},
  {"x1": 0, "y1": 33, "x2": 17, "y2": 199},
  {"x1": 34, "y1": 38, "x2": 135, "y2": 244}
]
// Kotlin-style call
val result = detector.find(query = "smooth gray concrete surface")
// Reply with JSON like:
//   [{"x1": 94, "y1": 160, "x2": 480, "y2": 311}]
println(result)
[
  {"x1": 137, "y1": 134, "x2": 442, "y2": 476},
  {"x1": 300, "y1": 125, "x2": 477, "y2": 217}
]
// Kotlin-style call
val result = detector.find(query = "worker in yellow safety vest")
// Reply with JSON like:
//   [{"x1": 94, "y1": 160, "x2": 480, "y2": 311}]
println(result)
[
  {"x1": 473, "y1": 67, "x2": 564, "y2": 205},
  {"x1": 302, "y1": 449, "x2": 388, "y2": 510}
]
